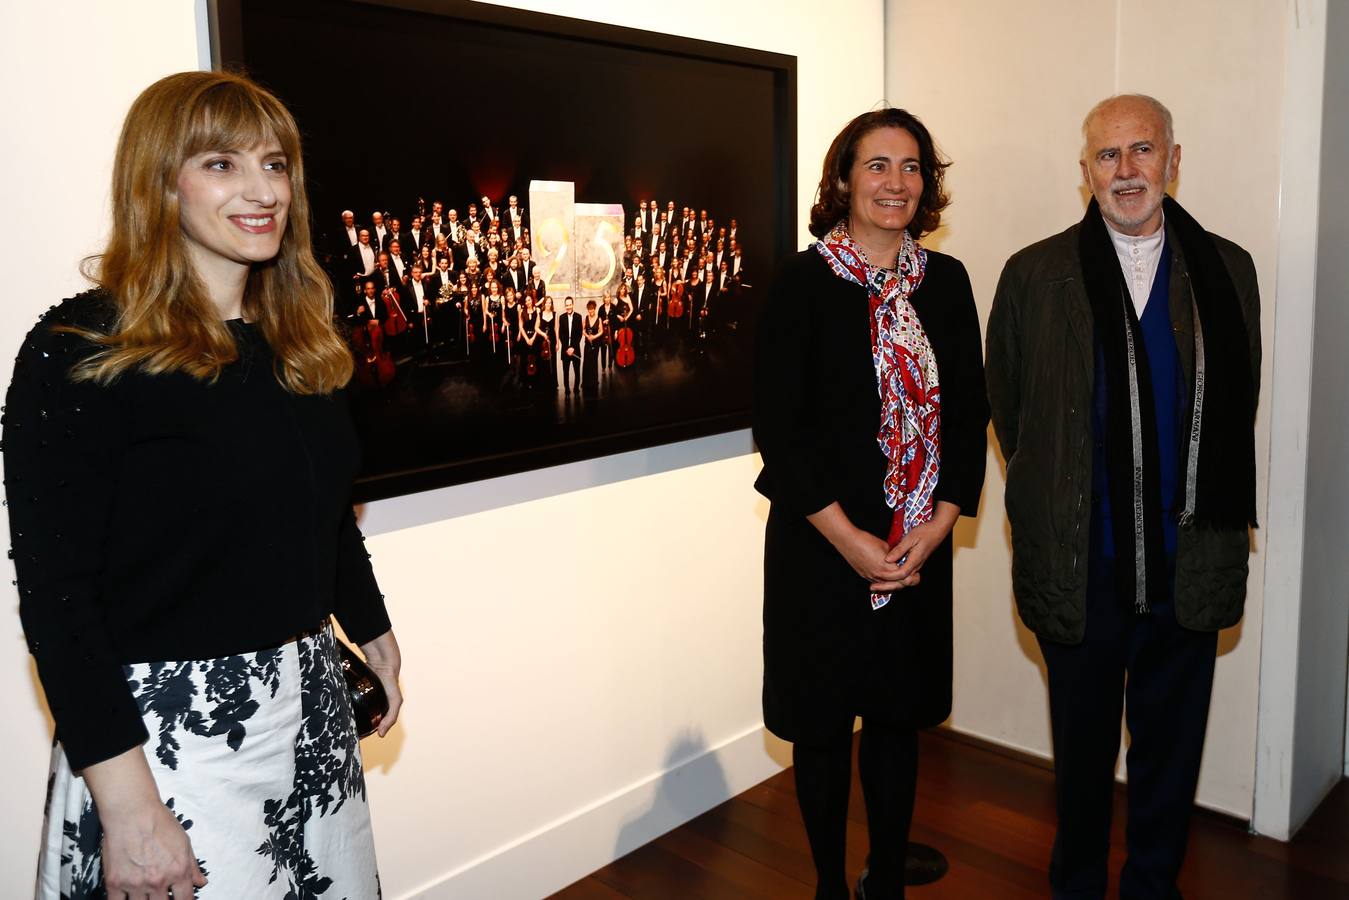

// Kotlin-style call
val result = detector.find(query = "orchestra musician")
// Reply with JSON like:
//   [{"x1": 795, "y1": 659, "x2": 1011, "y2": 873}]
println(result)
[
  {"x1": 373, "y1": 252, "x2": 401, "y2": 295},
  {"x1": 483, "y1": 279, "x2": 505, "y2": 370},
  {"x1": 445, "y1": 207, "x2": 463, "y2": 245},
  {"x1": 506, "y1": 194, "x2": 527, "y2": 230},
  {"x1": 525, "y1": 262, "x2": 545, "y2": 300},
  {"x1": 538, "y1": 295, "x2": 558, "y2": 389},
  {"x1": 465, "y1": 281, "x2": 484, "y2": 367},
  {"x1": 385, "y1": 219, "x2": 406, "y2": 259},
  {"x1": 370, "y1": 211, "x2": 390, "y2": 252},
  {"x1": 426, "y1": 259, "x2": 456, "y2": 354},
  {"x1": 502, "y1": 286, "x2": 522, "y2": 381},
  {"x1": 581, "y1": 299, "x2": 604, "y2": 397},
  {"x1": 463, "y1": 257, "x2": 484, "y2": 292},
  {"x1": 685, "y1": 269, "x2": 704, "y2": 336},
  {"x1": 519, "y1": 293, "x2": 544, "y2": 390},
  {"x1": 504, "y1": 255, "x2": 528, "y2": 296},
  {"x1": 350, "y1": 228, "x2": 377, "y2": 282},
  {"x1": 405, "y1": 263, "x2": 432, "y2": 352},
  {"x1": 557, "y1": 296, "x2": 583, "y2": 394},
  {"x1": 653, "y1": 265, "x2": 669, "y2": 336},
  {"x1": 333, "y1": 209, "x2": 360, "y2": 268},
  {"x1": 632, "y1": 272, "x2": 656, "y2": 359},
  {"x1": 403, "y1": 216, "x2": 422, "y2": 260},
  {"x1": 484, "y1": 247, "x2": 503, "y2": 288},
  {"x1": 597, "y1": 292, "x2": 618, "y2": 372},
  {"x1": 433, "y1": 235, "x2": 454, "y2": 271},
  {"x1": 388, "y1": 241, "x2": 408, "y2": 284}
]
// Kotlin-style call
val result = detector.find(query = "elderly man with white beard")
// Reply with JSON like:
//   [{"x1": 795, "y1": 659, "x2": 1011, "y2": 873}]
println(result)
[{"x1": 986, "y1": 94, "x2": 1261, "y2": 900}]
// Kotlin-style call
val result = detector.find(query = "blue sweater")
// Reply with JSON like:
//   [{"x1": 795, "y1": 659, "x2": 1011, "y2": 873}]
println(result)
[{"x1": 1091, "y1": 243, "x2": 1183, "y2": 558}]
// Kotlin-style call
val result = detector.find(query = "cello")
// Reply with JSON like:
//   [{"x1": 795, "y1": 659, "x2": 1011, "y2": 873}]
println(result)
[
  {"x1": 351, "y1": 319, "x2": 395, "y2": 387},
  {"x1": 382, "y1": 286, "x2": 409, "y2": 337},
  {"x1": 614, "y1": 295, "x2": 636, "y2": 368},
  {"x1": 614, "y1": 324, "x2": 635, "y2": 368},
  {"x1": 667, "y1": 280, "x2": 685, "y2": 320}
]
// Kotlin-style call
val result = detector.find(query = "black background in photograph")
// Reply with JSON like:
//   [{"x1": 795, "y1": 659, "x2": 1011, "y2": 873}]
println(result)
[{"x1": 213, "y1": 0, "x2": 796, "y2": 501}]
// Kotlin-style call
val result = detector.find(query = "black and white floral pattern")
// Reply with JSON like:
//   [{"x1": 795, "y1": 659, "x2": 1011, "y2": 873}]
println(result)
[{"x1": 36, "y1": 627, "x2": 379, "y2": 899}]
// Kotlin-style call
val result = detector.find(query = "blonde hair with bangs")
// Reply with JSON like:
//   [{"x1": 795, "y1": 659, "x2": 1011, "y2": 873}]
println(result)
[{"x1": 74, "y1": 70, "x2": 352, "y2": 393}]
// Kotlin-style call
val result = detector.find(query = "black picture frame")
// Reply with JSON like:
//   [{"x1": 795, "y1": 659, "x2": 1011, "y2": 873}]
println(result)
[{"x1": 210, "y1": 0, "x2": 796, "y2": 502}]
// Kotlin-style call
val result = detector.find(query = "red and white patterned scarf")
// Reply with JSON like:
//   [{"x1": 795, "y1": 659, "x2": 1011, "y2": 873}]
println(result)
[{"x1": 815, "y1": 221, "x2": 941, "y2": 610}]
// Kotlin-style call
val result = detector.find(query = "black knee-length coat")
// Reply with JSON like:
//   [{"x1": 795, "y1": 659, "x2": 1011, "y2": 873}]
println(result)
[{"x1": 753, "y1": 248, "x2": 989, "y2": 745}]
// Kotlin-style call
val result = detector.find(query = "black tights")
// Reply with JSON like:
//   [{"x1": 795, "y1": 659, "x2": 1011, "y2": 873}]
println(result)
[{"x1": 792, "y1": 722, "x2": 918, "y2": 900}]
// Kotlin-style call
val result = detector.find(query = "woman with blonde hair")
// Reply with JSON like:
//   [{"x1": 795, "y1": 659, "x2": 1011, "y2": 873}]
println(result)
[{"x1": 4, "y1": 70, "x2": 401, "y2": 899}]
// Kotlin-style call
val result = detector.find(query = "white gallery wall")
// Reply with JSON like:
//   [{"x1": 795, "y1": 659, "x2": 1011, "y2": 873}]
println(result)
[
  {"x1": 884, "y1": 0, "x2": 1287, "y2": 818},
  {"x1": 1277, "y1": 0, "x2": 1349, "y2": 828},
  {"x1": 0, "y1": 0, "x2": 884, "y2": 898},
  {"x1": 0, "y1": 0, "x2": 206, "y2": 891}
]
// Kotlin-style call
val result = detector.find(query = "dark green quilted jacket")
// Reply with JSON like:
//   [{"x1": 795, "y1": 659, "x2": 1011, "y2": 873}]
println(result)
[{"x1": 985, "y1": 220, "x2": 1260, "y2": 644}]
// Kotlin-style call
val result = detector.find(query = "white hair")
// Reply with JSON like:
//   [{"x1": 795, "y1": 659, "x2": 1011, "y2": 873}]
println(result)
[{"x1": 1081, "y1": 93, "x2": 1175, "y2": 153}]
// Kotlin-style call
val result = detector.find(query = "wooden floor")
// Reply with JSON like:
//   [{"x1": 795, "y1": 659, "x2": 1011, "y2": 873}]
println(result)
[{"x1": 550, "y1": 730, "x2": 1349, "y2": 899}]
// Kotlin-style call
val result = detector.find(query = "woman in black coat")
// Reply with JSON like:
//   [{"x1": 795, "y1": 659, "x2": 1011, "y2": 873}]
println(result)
[{"x1": 753, "y1": 108, "x2": 988, "y2": 900}]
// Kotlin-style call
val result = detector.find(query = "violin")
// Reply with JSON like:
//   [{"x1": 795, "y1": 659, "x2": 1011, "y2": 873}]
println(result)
[{"x1": 382, "y1": 286, "x2": 409, "y2": 337}]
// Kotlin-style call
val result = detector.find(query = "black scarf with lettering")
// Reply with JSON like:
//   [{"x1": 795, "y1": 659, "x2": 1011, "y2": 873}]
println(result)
[{"x1": 1078, "y1": 195, "x2": 1256, "y2": 612}]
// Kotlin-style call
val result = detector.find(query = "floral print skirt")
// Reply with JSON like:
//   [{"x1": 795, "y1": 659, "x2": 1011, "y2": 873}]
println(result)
[{"x1": 36, "y1": 625, "x2": 380, "y2": 899}]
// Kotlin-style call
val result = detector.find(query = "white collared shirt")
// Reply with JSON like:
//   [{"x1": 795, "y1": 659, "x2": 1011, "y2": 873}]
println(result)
[{"x1": 1105, "y1": 214, "x2": 1165, "y2": 317}]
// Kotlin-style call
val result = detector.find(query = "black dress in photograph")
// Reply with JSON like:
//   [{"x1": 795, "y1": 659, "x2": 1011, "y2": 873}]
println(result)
[
  {"x1": 538, "y1": 310, "x2": 558, "y2": 388},
  {"x1": 520, "y1": 309, "x2": 543, "y2": 389},
  {"x1": 581, "y1": 314, "x2": 603, "y2": 395},
  {"x1": 753, "y1": 249, "x2": 989, "y2": 744}
]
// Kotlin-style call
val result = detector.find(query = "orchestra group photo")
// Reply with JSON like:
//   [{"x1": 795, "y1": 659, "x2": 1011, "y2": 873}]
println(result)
[
  {"x1": 316, "y1": 188, "x2": 763, "y2": 492},
  {"x1": 325, "y1": 194, "x2": 749, "y2": 396}
]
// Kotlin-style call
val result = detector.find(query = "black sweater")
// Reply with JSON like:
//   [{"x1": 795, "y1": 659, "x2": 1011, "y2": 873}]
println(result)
[
  {"x1": 3, "y1": 293, "x2": 390, "y2": 769},
  {"x1": 753, "y1": 248, "x2": 989, "y2": 529}
]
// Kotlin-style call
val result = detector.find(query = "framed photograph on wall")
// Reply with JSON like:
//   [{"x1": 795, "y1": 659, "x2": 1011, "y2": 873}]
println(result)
[{"x1": 211, "y1": 0, "x2": 797, "y2": 501}]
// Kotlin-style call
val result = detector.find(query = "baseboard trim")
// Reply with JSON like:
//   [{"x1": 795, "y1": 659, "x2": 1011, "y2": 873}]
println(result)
[
  {"x1": 934, "y1": 724, "x2": 1055, "y2": 771},
  {"x1": 933, "y1": 725, "x2": 1253, "y2": 832},
  {"x1": 394, "y1": 723, "x2": 787, "y2": 899}
]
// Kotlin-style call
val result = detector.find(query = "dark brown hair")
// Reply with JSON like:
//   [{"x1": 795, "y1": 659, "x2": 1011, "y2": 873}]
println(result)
[{"x1": 808, "y1": 108, "x2": 951, "y2": 239}]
